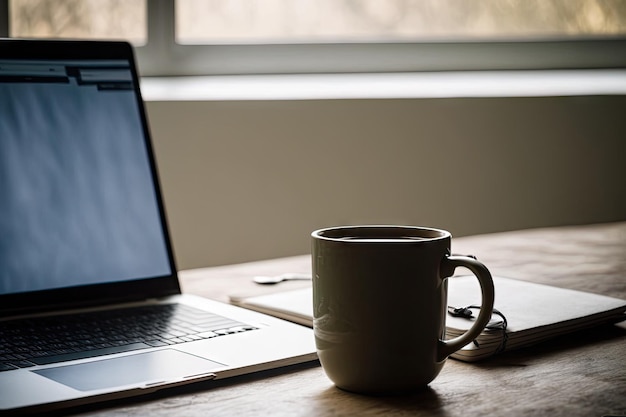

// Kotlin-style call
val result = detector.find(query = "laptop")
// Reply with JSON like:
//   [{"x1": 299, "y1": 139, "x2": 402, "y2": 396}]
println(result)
[{"x1": 0, "y1": 39, "x2": 317, "y2": 413}]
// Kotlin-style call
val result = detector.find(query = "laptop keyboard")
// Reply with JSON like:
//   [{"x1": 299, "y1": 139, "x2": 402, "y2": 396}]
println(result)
[{"x1": 0, "y1": 304, "x2": 257, "y2": 372}]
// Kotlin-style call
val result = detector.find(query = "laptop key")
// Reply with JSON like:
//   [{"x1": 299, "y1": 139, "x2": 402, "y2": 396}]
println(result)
[
  {"x1": 197, "y1": 331, "x2": 219, "y2": 339},
  {"x1": 144, "y1": 340, "x2": 168, "y2": 347},
  {"x1": 0, "y1": 363, "x2": 18, "y2": 372},
  {"x1": 9, "y1": 360, "x2": 36, "y2": 368},
  {"x1": 30, "y1": 342, "x2": 151, "y2": 365}
]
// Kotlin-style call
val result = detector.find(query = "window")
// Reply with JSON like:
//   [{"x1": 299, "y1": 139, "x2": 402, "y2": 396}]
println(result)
[
  {"x1": 7, "y1": 0, "x2": 147, "y2": 44},
  {"x1": 2, "y1": 0, "x2": 626, "y2": 76},
  {"x1": 175, "y1": 0, "x2": 626, "y2": 43}
]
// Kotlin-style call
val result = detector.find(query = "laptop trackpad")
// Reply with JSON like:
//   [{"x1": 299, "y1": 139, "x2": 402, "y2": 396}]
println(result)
[{"x1": 33, "y1": 349, "x2": 224, "y2": 392}]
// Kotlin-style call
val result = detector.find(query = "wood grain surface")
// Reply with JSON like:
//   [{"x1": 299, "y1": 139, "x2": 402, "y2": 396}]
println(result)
[{"x1": 70, "y1": 222, "x2": 626, "y2": 417}]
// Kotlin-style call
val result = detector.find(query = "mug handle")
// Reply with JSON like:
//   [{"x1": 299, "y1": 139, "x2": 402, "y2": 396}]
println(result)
[{"x1": 437, "y1": 254, "x2": 495, "y2": 362}]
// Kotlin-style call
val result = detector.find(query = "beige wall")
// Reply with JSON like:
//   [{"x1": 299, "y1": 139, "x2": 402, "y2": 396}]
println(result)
[{"x1": 145, "y1": 96, "x2": 626, "y2": 269}]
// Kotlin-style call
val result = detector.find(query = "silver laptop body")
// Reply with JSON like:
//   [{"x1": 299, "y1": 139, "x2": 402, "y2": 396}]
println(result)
[{"x1": 0, "y1": 39, "x2": 316, "y2": 414}]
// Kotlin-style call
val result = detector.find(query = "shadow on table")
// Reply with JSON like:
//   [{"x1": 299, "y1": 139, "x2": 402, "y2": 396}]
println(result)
[{"x1": 313, "y1": 385, "x2": 446, "y2": 417}]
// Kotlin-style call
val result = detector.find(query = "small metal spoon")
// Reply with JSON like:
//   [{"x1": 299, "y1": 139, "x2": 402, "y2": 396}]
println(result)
[{"x1": 253, "y1": 273, "x2": 312, "y2": 285}]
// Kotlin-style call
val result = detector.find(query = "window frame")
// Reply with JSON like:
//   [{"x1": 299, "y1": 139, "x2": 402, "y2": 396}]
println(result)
[{"x1": 2, "y1": 0, "x2": 626, "y2": 77}]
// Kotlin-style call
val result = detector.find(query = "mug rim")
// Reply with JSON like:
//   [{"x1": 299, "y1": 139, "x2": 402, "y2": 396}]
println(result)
[{"x1": 311, "y1": 225, "x2": 451, "y2": 242}]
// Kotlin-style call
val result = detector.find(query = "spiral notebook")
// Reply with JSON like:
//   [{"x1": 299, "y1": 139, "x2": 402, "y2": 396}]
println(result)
[{"x1": 230, "y1": 276, "x2": 626, "y2": 362}]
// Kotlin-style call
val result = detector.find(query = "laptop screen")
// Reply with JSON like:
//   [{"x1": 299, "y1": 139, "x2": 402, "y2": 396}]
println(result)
[{"x1": 0, "y1": 58, "x2": 173, "y2": 296}]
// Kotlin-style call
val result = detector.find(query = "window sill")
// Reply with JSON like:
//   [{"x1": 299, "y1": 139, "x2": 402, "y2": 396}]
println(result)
[{"x1": 140, "y1": 69, "x2": 626, "y2": 102}]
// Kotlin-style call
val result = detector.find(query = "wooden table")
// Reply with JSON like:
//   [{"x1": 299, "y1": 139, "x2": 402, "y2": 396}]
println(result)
[{"x1": 75, "y1": 222, "x2": 626, "y2": 417}]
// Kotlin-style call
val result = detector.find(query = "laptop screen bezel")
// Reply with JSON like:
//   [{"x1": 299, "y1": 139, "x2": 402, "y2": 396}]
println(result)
[{"x1": 0, "y1": 39, "x2": 181, "y2": 316}]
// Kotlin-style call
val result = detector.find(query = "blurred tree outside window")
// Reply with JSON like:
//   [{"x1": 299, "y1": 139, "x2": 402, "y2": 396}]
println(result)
[
  {"x1": 9, "y1": 0, "x2": 147, "y2": 44},
  {"x1": 10, "y1": 0, "x2": 626, "y2": 44},
  {"x1": 6, "y1": 0, "x2": 626, "y2": 76},
  {"x1": 176, "y1": 0, "x2": 626, "y2": 43}
]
